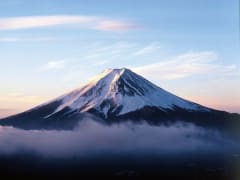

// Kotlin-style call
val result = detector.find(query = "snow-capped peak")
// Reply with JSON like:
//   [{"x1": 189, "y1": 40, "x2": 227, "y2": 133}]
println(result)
[
  {"x1": 87, "y1": 68, "x2": 125, "y2": 85},
  {"x1": 45, "y1": 68, "x2": 210, "y2": 118}
]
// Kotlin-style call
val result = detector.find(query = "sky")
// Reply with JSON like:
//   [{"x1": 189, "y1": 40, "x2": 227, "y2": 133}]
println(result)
[{"x1": 0, "y1": 0, "x2": 239, "y2": 117}]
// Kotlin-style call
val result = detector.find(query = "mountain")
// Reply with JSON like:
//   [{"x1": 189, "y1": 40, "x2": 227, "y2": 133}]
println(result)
[{"x1": 0, "y1": 68, "x2": 239, "y2": 130}]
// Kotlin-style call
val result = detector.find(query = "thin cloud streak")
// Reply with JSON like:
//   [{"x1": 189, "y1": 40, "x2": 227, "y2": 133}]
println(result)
[
  {"x1": 133, "y1": 43, "x2": 161, "y2": 56},
  {"x1": 0, "y1": 109, "x2": 19, "y2": 118},
  {"x1": 0, "y1": 93, "x2": 50, "y2": 104},
  {"x1": 40, "y1": 60, "x2": 66, "y2": 71},
  {"x1": 133, "y1": 51, "x2": 239, "y2": 80},
  {"x1": 0, "y1": 15, "x2": 135, "y2": 32},
  {"x1": 0, "y1": 37, "x2": 18, "y2": 42},
  {"x1": 95, "y1": 20, "x2": 136, "y2": 32},
  {"x1": 0, "y1": 36, "x2": 56, "y2": 42}
]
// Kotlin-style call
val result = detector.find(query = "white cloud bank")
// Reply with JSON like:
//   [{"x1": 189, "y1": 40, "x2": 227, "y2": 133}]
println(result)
[
  {"x1": 0, "y1": 120, "x2": 237, "y2": 157},
  {"x1": 0, "y1": 15, "x2": 135, "y2": 32}
]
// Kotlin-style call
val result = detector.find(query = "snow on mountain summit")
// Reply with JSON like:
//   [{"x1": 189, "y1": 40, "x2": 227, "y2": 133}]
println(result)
[{"x1": 45, "y1": 68, "x2": 210, "y2": 119}]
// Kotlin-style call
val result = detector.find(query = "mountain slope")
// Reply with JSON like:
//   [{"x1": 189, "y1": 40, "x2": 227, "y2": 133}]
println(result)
[
  {"x1": 43, "y1": 68, "x2": 210, "y2": 118},
  {"x1": 0, "y1": 68, "x2": 238, "y2": 129}
]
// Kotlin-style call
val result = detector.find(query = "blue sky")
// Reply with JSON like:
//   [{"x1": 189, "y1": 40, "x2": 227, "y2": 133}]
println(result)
[{"x1": 0, "y1": 0, "x2": 239, "y2": 117}]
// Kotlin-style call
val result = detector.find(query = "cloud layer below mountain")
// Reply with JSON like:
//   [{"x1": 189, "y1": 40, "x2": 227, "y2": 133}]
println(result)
[{"x1": 0, "y1": 119, "x2": 238, "y2": 158}]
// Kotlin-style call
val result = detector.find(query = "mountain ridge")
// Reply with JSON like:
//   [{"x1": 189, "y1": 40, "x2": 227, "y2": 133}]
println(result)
[{"x1": 0, "y1": 68, "x2": 239, "y2": 130}]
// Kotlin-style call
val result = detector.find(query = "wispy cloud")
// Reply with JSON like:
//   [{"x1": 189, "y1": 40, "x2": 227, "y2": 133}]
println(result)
[
  {"x1": 0, "y1": 37, "x2": 18, "y2": 42},
  {"x1": 40, "y1": 60, "x2": 66, "y2": 71},
  {"x1": 26, "y1": 36, "x2": 56, "y2": 41},
  {"x1": 0, "y1": 92, "x2": 53, "y2": 116},
  {"x1": 92, "y1": 60, "x2": 109, "y2": 66},
  {"x1": 85, "y1": 42, "x2": 136, "y2": 59},
  {"x1": 0, "y1": 36, "x2": 56, "y2": 42},
  {"x1": 95, "y1": 20, "x2": 136, "y2": 32},
  {"x1": 0, "y1": 109, "x2": 19, "y2": 118},
  {"x1": 0, "y1": 93, "x2": 50, "y2": 107},
  {"x1": 133, "y1": 43, "x2": 161, "y2": 56},
  {"x1": 0, "y1": 15, "x2": 135, "y2": 32},
  {"x1": 133, "y1": 51, "x2": 239, "y2": 80}
]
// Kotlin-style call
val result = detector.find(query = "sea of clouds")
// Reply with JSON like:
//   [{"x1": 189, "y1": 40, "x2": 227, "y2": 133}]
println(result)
[{"x1": 0, "y1": 119, "x2": 238, "y2": 158}]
